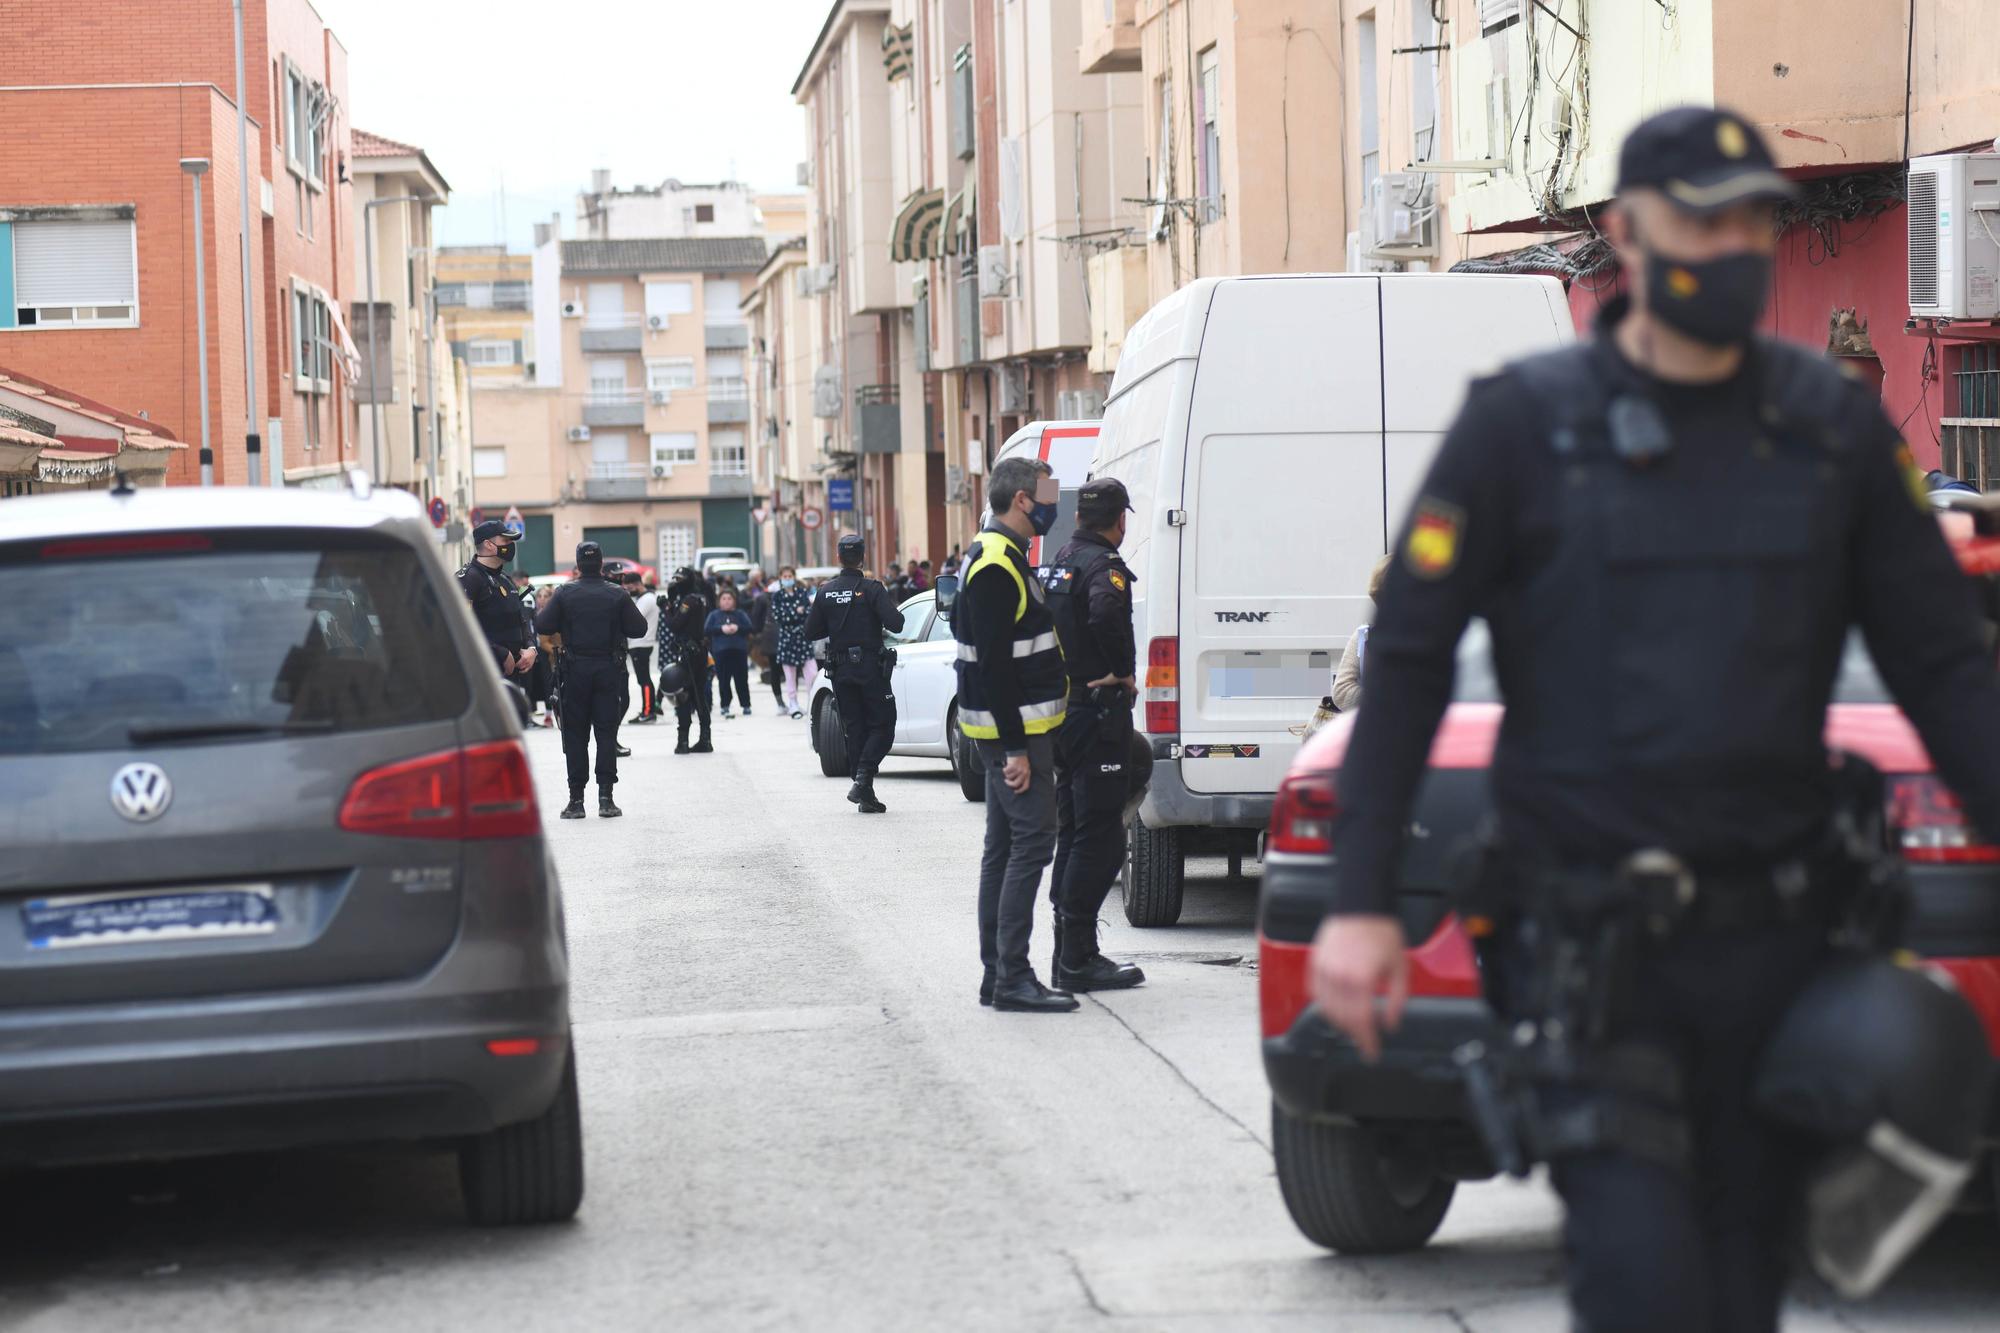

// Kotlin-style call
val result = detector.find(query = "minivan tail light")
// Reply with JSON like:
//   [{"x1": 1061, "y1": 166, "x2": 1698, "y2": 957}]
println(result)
[
  {"x1": 340, "y1": 741, "x2": 541, "y2": 840},
  {"x1": 1144, "y1": 636, "x2": 1179, "y2": 734},
  {"x1": 1887, "y1": 775, "x2": 2000, "y2": 863},
  {"x1": 1269, "y1": 770, "x2": 1337, "y2": 856}
]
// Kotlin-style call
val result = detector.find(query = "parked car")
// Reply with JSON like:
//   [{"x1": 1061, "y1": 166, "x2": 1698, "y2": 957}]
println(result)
[
  {"x1": 0, "y1": 481, "x2": 580, "y2": 1226},
  {"x1": 1091, "y1": 273, "x2": 1576, "y2": 929},
  {"x1": 1257, "y1": 619, "x2": 2000, "y2": 1256},
  {"x1": 695, "y1": 545, "x2": 750, "y2": 573},
  {"x1": 808, "y1": 589, "x2": 984, "y2": 801}
]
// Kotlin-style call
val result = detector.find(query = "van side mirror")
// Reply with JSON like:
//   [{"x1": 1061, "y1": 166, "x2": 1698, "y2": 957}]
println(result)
[{"x1": 933, "y1": 574, "x2": 959, "y2": 619}]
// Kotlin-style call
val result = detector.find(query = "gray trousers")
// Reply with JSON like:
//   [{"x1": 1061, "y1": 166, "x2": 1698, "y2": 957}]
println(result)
[{"x1": 977, "y1": 735, "x2": 1057, "y2": 982}]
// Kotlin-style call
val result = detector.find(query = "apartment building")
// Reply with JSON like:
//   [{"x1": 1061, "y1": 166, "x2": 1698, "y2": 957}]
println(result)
[
  {"x1": 743, "y1": 236, "x2": 822, "y2": 566},
  {"x1": 0, "y1": 0, "x2": 355, "y2": 487},
  {"x1": 578, "y1": 175, "x2": 781, "y2": 242},
  {"x1": 526, "y1": 226, "x2": 768, "y2": 574},
  {"x1": 438, "y1": 246, "x2": 535, "y2": 384}
]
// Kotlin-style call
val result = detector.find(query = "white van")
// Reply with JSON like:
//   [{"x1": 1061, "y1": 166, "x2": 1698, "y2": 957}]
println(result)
[
  {"x1": 1093, "y1": 273, "x2": 1573, "y2": 924},
  {"x1": 991, "y1": 419, "x2": 1099, "y2": 564}
]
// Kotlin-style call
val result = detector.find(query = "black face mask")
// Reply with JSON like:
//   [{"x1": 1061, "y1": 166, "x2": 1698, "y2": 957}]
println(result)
[
  {"x1": 1642, "y1": 245, "x2": 1772, "y2": 347},
  {"x1": 493, "y1": 542, "x2": 516, "y2": 563}
]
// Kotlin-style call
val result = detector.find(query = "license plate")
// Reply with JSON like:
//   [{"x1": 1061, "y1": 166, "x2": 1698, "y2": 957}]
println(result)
[
  {"x1": 1209, "y1": 650, "x2": 1334, "y2": 699},
  {"x1": 22, "y1": 885, "x2": 277, "y2": 951}
]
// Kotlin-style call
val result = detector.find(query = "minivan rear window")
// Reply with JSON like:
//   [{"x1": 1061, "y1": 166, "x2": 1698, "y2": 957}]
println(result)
[{"x1": 0, "y1": 532, "x2": 470, "y2": 754}]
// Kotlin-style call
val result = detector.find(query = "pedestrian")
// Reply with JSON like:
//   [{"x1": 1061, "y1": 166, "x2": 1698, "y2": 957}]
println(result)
[
  {"x1": 534, "y1": 541, "x2": 646, "y2": 819},
  {"x1": 903, "y1": 559, "x2": 930, "y2": 596},
  {"x1": 660, "y1": 566, "x2": 715, "y2": 754},
  {"x1": 803, "y1": 532, "x2": 903, "y2": 812},
  {"x1": 1043, "y1": 477, "x2": 1146, "y2": 993},
  {"x1": 1331, "y1": 555, "x2": 1392, "y2": 713},
  {"x1": 457, "y1": 520, "x2": 537, "y2": 681},
  {"x1": 956, "y1": 456, "x2": 1073, "y2": 1012},
  {"x1": 623, "y1": 567, "x2": 661, "y2": 724},
  {"x1": 770, "y1": 564, "x2": 816, "y2": 719},
  {"x1": 706, "y1": 589, "x2": 756, "y2": 719},
  {"x1": 1309, "y1": 107, "x2": 2000, "y2": 1331}
]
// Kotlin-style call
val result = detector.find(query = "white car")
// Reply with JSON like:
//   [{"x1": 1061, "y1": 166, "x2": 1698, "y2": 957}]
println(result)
[{"x1": 808, "y1": 589, "x2": 984, "y2": 802}]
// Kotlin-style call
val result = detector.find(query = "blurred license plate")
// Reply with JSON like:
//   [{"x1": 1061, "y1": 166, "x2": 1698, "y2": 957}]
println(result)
[
  {"x1": 1209, "y1": 650, "x2": 1333, "y2": 699},
  {"x1": 22, "y1": 885, "x2": 277, "y2": 950}
]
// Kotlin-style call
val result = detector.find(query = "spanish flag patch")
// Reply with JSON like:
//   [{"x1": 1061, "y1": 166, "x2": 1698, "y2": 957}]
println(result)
[
  {"x1": 1405, "y1": 498, "x2": 1465, "y2": 579},
  {"x1": 1108, "y1": 570, "x2": 1127, "y2": 594}
]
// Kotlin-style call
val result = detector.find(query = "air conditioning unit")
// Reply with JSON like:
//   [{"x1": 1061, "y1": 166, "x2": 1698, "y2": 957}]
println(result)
[
  {"x1": 1367, "y1": 172, "x2": 1437, "y2": 257},
  {"x1": 647, "y1": 314, "x2": 666, "y2": 330},
  {"x1": 794, "y1": 263, "x2": 838, "y2": 297},
  {"x1": 977, "y1": 245, "x2": 1012, "y2": 299},
  {"x1": 1348, "y1": 227, "x2": 1397, "y2": 276},
  {"x1": 944, "y1": 464, "x2": 970, "y2": 504},
  {"x1": 1058, "y1": 389, "x2": 1105, "y2": 420},
  {"x1": 812, "y1": 365, "x2": 842, "y2": 418},
  {"x1": 561, "y1": 301, "x2": 583, "y2": 319},
  {"x1": 1909, "y1": 153, "x2": 2000, "y2": 321},
  {"x1": 650, "y1": 388, "x2": 671, "y2": 406},
  {"x1": 998, "y1": 364, "x2": 1028, "y2": 414},
  {"x1": 567, "y1": 425, "x2": 592, "y2": 442},
  {"x1": 652, "y1": 463, "x2": 670, "y2": 479}
]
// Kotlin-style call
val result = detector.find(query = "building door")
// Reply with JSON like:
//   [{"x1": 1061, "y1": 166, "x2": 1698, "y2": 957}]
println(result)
[
  {"x1": 583, "y1": 525, "x2": 640, "y2": 562},
  {"x1": 658, "y1": 522, "x2": 697, "y2": 572},
  {"x1": 517, "y1": 512, "x2": 555, "y2": 576}
]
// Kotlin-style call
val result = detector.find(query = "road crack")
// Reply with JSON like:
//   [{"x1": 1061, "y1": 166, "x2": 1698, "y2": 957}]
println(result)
[
  {"x1": 1062, "y1": 1250, "x2": 1109, "y2": 1317},
  {"x1": 1084, "y1": 995, "x2": 1270, "y2": 1152}
]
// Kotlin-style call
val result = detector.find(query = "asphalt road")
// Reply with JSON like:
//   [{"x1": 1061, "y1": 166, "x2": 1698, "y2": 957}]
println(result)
[{"x1": 2, "y1": 704, "x2": 1995, "y2": 1330}]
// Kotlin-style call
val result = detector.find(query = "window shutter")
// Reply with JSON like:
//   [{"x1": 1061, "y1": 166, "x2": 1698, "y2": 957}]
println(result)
[
  {"x1": 1479, "y1": 0, "x2": 1522, "y2": 31},
  {"x1": 704, "y1": 278, "x2": 742, "y2": 320},
  {"x1": 14, "y1": 220, "x2": 135, "y2": 305}
]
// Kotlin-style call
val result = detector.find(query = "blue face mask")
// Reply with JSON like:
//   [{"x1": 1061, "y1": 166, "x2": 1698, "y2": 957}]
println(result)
[
  {"x1": 1028, "y1": 500, "x2": 1060, "y2": 536},
  {"x1": 780, "y1": 577, "x2": 796, "y2": 589}
]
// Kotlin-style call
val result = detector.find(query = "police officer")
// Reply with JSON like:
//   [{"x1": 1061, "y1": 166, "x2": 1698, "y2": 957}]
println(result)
[
  {"x1": 1310, "y1": 107, "x2": 2000, "y2": 1331},
  {"x1": 534, "y1": 541, "x2": 646, "y2": 819},
  {"x1": 459, "y1": 520, "x2": 536, "y2": 678},
  {"x1": 804, "y1": 532, "x2": 903, "y2": 813},
  {"x1": 661, "y1": 565, "x2": 717, "y2": 755},
  {"x1": 1044, "y1": 477, "x2": 1145, "y2": 992}
]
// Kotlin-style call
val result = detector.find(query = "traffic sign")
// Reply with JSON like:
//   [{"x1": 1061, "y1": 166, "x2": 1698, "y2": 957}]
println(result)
[
  {"x1": 504, "y1": 505, "x2": 525, "y2": 532},
  {"x1": 428, "y1": 497, "x2": 448, "y2": 528},
  {"x1": 801, "y1": 506, "x2": 824, "y2": 532},
  {"x1": 827, "y1": 477, "x2": 855, "y2": 512},
  {"x1": 468, "y1": 506, "x2": 486, "y2": 527}
]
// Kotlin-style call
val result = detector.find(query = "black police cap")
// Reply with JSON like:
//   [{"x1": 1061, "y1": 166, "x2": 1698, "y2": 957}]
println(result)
[
  {"x1": 1616, "y1": 106, "x2": 1797, "y2": 214},
  {"x1": 472, "y1": 519, "x2": 516, "y2": 544},
  {"x1": 575, "y1": 540, "x2": 603, "y2": 566},
  {"x1": 1077, "y1": 477, "x2": 1134, "y2": 516},
  {"x1": 837, "y1": 533, "x2": 866, "y2": 558}
]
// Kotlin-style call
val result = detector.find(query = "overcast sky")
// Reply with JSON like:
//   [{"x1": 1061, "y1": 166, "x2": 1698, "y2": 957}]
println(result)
[{"x1": 316, "y1": 0, "x2": 829, "y2": 250}]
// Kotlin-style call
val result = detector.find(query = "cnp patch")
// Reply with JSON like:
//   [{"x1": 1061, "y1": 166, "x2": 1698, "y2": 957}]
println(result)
[
  {"x1": 1108, "y1": 569, "x2": 1128, "y2": 594},
  {"x1": 1405, "y1": 499, "x2": 1465, "y2": 579},
  {"x1": 1895, "y1": 442, "x2": 1930, "y2": 512}
]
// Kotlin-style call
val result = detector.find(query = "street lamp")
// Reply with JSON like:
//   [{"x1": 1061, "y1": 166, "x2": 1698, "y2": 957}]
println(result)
[
  {"x1": 363, "y1": 194, "x2": 424, "y2": 483},
  {"x1": 180, "y1": 157, "x2": 213, "y2": 486}
]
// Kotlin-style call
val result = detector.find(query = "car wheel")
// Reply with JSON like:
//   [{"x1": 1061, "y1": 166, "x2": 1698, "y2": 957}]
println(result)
[
  {"x1": 948, "y1": 704, "x2": 985, "y2": 803},
  {"x1": 1271, "y1": 1103, "x2": 1454, "y2": 1255},
  {"x1": 459, "y1": 1048, "x2": 585, "y2": 1227},
  {"x1": 816, "y1": 696, "x2": 848, "y2": 777},
  {"x1": 1122, "y1": 816, "x2": 1184, "y2": 926}
]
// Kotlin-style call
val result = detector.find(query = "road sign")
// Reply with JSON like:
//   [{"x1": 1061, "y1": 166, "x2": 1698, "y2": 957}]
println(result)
[
  {"x1": 468, "y1": 506, "x2": 485, "y2": 527},
  {"x1": 801, "y1": 506, "x2": 824, "y2": 532},
  {"x1": 827, "y1": 477, "x2": 855, "y2": 512},
  {"x1": 504, "y1": 505, "x2": 525, "y2": 532},
  {"x1": 428, "y1": 497, "x2": 448, "y2": 528}
]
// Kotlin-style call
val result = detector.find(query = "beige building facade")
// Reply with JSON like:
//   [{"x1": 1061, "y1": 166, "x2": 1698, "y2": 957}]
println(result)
[{"x1": 743, "y1": 236, "x2": 832, "y2": 568}]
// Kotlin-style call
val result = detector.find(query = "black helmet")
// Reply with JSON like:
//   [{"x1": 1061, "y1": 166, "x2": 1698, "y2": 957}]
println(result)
[
  {"x1": 837, "y1": 532, "x2": 865, "y2": 566},
  {"x1": 575, "y1": 541, "x2": 604, "y2": 576},
  {"x1": 656, "y1": 659, "x2": 690, "y2": 701},
  {"x1": 1753, "y1": 954, "x2": 1996, "y2": 1296}
]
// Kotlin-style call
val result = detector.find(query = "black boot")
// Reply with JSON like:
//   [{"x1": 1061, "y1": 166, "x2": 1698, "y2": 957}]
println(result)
[
  {"x1": 598, "y1": 789, "x2": 622, "y2": 818},
  {"x1": 692, "y1": 718, "x2": 713, "y2": 753},
  {"x1": 559, "y1": 794, "x2": 587, "y2": 820},
  {"x1": 1054, "y1": 953, "x2": 1146, "y2": 992},
  {"x1": 991, "y1": 974, "x2": 1080, "y2": 1013},
  {"x1": 615, "y1": 742, "x2": 631, "y2": 758},
  {"x1": 675, "y1": 721, "x2": 691, "y2": 755}
]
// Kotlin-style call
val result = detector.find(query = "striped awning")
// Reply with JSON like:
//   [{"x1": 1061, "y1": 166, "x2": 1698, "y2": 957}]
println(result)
[
  {"x1": 890, "y1": 188, "x2": 947, "y2": 262},
  {"x1": 881, "y1": 23, "x2": 914, "y2": 81}
]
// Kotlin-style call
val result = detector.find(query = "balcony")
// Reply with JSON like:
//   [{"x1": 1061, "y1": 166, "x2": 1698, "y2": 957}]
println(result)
[
  {"x1": 1080, "y1": 0, "x2": 1141, "y2": 75},
  {"x1": 581, "y1": 313, "x2": 643, "y2": 354},
  {"x1": 704, "y1": 320, "x2": 750, "y2": 351},
  {"x1": 584, "y1": 460, "x2": 650, "y2": 502},
  {"x1": 707, "y1": 378, "x2": 750, "y2": 424},
  {"x1": 583, "y1": 390, "x2": 646, "y2": 427},
  {"x1": 855, "y1": 384, "x2": 901, "y2": 455},
  {"x1": 708, "y1": 471, "x2": 752, "y2": 498}
]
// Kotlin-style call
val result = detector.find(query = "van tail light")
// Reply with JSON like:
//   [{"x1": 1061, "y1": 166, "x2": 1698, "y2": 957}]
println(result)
[
  {"x1": 340, "y1": 741, "x2": 541, "y2": 840},
  {"x1": 1887, "y1": 775, "x2": 2000, "y2": 863},
  {"x1": 1144, "y1": 636, "x2": 1179, "y2": 734},
  {"x1": 1269, "y1": 770, "x2": 1337, "y2": 855}
]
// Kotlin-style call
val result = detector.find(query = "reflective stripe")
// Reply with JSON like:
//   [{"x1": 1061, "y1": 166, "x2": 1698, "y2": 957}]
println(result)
[
  {"x1": 957, "y1": 696, "x2": 1068, "y2": 737},
  {"x1": 956, "y1": 642, "x2": 979, "y2": 662},
  {"x1": 1014, "y1": 630, "x2": 1057, "y2": 657},
  {"x1": 964, "y1": 534, "x2": 1028, "y2": 621}
]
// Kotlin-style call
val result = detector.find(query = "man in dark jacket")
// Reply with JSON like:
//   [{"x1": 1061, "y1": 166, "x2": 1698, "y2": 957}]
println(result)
[
  {"x1": 804, "y1": 532, "x2": 904, "y2": 811},
  {"x1": 661, "y1": 566, "x2": 716, "y2": 755},
  {"x1": 534, "y1": 541, "x2": 647, "y2": 818},
  {"x1": 458, "y1": 520, "x2": 536, "y2": 677}
]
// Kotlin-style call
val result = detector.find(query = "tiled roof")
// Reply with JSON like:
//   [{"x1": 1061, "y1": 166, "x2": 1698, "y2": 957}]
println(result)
[
  {"x1": 0, "y1": 367, "x2": 179, "y2": 442},
  {"x1": 352, "y1": 128, "x2": 423, "y2": 158},
  {"x1": 560, "y1": 237, "x2": 769, "y2": 275}
]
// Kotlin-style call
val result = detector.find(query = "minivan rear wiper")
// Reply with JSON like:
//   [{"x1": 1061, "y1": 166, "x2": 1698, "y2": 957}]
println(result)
[{"x1": 126, "y1": 720, "x2": 337, "y2": 745}]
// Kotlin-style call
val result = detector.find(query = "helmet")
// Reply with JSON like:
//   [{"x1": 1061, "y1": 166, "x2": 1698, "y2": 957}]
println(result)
[
  {"x1": 1752, "y1": 954, "x2": 1996, "y2": 1297},
  {"x1": 656, "y1": 660, "x2": 690, "y2": 701},
  {"x1": 575, "y1": 541, "x2": 604, "y2": 576},
  {"x1": 1120, "y1": 730, "x2": 1156, "y2": 825}
]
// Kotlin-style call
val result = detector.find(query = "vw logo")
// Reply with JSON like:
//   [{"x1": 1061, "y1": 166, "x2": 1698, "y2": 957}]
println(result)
[{"x1": 109, "y1": 763, "x2": 173, "y2": 823}]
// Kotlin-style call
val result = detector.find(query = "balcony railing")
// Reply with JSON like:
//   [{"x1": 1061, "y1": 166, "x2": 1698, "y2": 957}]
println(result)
[
  {"x1": 704, "y1": 320, "x2": 750, "y2": 351},
  {"x1": 581, "y1": 313, "x2": 643, "y2": 353},
  {"x1": 583, "y1": 390, "x2": 646, "y2": 427},
  {"x1": 707, "y1": 378, "x2": 749, "y2": 423},
  {"x1": 856, "y1": 387, "x2": 901, "y2": 456}
]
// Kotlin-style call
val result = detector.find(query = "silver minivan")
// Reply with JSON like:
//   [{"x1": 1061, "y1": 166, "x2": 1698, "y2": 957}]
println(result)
[{"x1": 0, "y1": 481, "x2": 579, "y2": 1225}]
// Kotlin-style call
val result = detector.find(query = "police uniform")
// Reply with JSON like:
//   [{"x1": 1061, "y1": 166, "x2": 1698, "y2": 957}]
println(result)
[
  {"x1": 534, "y1": 541, "x2": 647, "y2": 817},
  {"x1": 661, "y1": 567, "x2": 717, "y2": 753},
  {"x1": 1044, "y1": 478, "x2": 1146, "y2": 991},
  {"x1": 458, "y1": 519, "x2": 534, "y2": 674},
  {"x1": 1330, "y1": 109, "x2": 2000, "y2": 1331},
  {"x1": 803, "y1": 535, "x2": 904, "y2": 811}
]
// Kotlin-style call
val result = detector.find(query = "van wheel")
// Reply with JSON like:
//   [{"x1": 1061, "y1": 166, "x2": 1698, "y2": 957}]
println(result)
[
  {"x1": 816, "y1": 697, "x2": 848, "y2": 777},
  {"x1": 1272, "y1": 1103, "x2": 1453, "y2": 1254},
  {"x1": 948, "y1": 705, "x2": 985, "y2": 802},
  {"x1": 459, "y1": 1049, "x2": 585, "y2": 1227},
  {"x1": 1123, "y1": 817, "x2": 1184, "y2": 926}
]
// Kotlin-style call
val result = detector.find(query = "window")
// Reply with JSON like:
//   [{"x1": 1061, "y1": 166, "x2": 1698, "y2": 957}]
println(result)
[
  {"x1": 1410, "y1": 3, "x2": 1439, "y2": 160},
  {"x1": 709, "y1": 428, "x2": 749, "y2": 477},
  {"x1": 707, "y1": 352, "x2": 745, "y2": 381},
  {"x1": 466, "y1": 339, "x2": 516, "y2": 367},
  {"x1": 1151, "y1": 75, "x2": 1173, "y2": 240},
  {"x1": 647, "y1": 358, "x2": 697, "y2": 393},
  {"x1": 645, "y1": 280, "x2": 694, "y2": 326},
  {"x1": 694, "y1": 203, "x2": 715, "y2": 223},
  {"x1": 291, "y1": 281, "x2": 332, "y2": 393},
  {"x1": 888, "y1": 595, "x2": 934, "y2": 646},
  {"x1": 1357, "y1": 13, "x2": 1380, "y2": 210},
  {"x1": 9, "y1": 218, "x2": 138, "y2": 328},
  {"x1": 589, "y1": 358, "x2": 628, "y2": 397},
  {"x1": 473, "y1": 447, "x2": 508, "y2": 478},
  {"x1": 650, "y1": 432, "x2": 698, "y2": 470},
  {"x1": 585, "y1": 281, "x2": 626, "y2": 328},
  {"x1": 283, "y1": 59, "x2": 326, "y2": 189},
  {"x1": 1479, "y1": 0, "x2": 1523, "y2": 36},
  {"x1": 704, "y1": 278, "x2": 743, "y2": 322},
  {"x1": 590, "y1": 431, "x2": 631, "y2": 465},
  {"x1": 1196, "y1": 47, "x2": 1221, "y2": 223}
]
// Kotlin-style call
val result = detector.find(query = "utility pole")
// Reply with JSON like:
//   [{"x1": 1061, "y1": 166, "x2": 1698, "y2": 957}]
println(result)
[
  {"x1": 181, "y1": 158, "x2": 213, "y2": 486},
  {"x1": 232, "y1": 0, "x2": 263, "y2": 485}
]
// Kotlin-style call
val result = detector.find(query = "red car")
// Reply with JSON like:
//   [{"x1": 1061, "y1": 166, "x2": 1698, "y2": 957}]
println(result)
[{"x1": 1258, "y1": 614, "x2": 2000, "y2": 1255}]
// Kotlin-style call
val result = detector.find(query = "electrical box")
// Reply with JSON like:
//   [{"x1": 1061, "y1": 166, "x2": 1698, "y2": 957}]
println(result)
[
  {"x1": 1367, "y1": 172, "x2": 1436, "y2": 257},
  {"x1": 1909, "y1": 153, "x2": 2000, "y2": 321}
]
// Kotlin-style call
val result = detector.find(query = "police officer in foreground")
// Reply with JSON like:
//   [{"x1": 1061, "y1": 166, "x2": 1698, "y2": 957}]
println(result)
[
  {"x1": 804, "y1": 532, "x2": 903, "y2": 812},
  {"x1": 534, "y1": 541, "x2": 646, "y2": 819},
  {"x1": 1311, "y1": 107, "x2": 2000, "y2": 1330},
  {"x1": 458, "y1": 520, "x2": 536, "y2": 678},
  {"x1": 1043, "y1": 477, "x2": 1145, "y2": 992},
  {"x1": 661, "y1": 565, "x2": 717, "y2": 755}
]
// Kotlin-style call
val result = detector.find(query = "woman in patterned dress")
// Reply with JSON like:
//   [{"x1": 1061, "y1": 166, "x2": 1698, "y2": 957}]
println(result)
[{"x1": 769, "y1": 565, "x2": 816, "y2": 719}]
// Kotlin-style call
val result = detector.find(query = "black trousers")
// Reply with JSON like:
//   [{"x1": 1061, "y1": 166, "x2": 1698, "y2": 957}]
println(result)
[
  {"x1": 1050, "y1": 701, "x2": 1133, "y2": 962},
  {"x1": 629, "y1": 647, "x2": 654, "y2": 717},
  {"x1": 674, "y1": 656, "x2": 712, "y2": 729},
  {"x1": 560, "y1": 656, "x2": 626, "y2": 796},
  {"x1": 1484, "y1": 922, "x2": 1827, "y2": 1333},
  {"x1": 832, "y1": 664, "x2": 895, "y2": 780},
  {"x1": 714, "y1": 654, "x2": 752, "y2": 711}
]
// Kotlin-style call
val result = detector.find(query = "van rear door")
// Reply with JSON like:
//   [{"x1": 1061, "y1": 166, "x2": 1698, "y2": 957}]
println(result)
[{"x1": 1179, "y1": 277, "x2": 1384, "y2": 797}]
